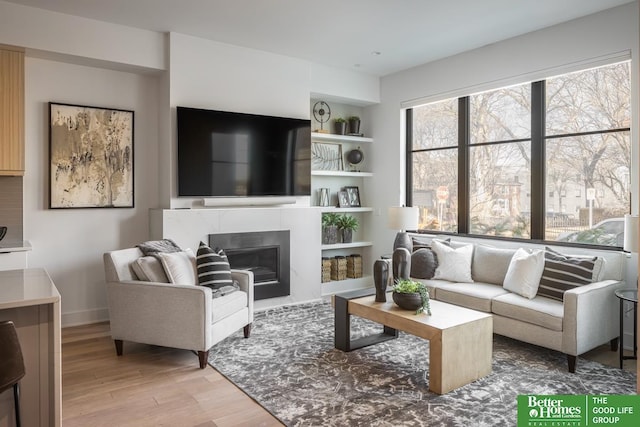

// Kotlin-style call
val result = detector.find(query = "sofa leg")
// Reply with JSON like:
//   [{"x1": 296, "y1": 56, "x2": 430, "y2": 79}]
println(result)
[
  {"x1": 244, "y1": 323, "x2": 252, "y2": 338},
  {"x1": 610, "y1": 337, "x2": 619, "y2": 352},
  {"x1": 114, "y1": 339, "x2": 123, "y2": 356},
  {"x1": 567, "y1": 355, "x2": 577, "y2": 373},
  {"x1": 198, "y1": 350, "x2": 209, "y2": 369}
]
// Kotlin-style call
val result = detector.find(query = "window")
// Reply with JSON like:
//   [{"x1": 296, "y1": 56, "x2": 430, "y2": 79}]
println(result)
[{"x1": 408, "y1": 61, "x2": 631, "y2": 248}]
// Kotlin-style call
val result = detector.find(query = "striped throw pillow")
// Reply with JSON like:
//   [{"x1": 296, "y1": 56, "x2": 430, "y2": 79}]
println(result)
[
  {"x1": 537, "y1": 247, "x2": 597, "y2": 301},
  {"x1": 196, "y1": 241, "x2": 233, "y2": 290}
]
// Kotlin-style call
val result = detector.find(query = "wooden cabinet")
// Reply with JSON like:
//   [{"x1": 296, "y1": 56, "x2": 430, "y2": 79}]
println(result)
[{"x1": 0, "y1": 48, "x2": 25, "y2": 176}]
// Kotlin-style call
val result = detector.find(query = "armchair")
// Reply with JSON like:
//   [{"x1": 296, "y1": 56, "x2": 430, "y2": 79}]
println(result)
[{"x1": 103, "y1": 247, "x2": 254, "y2": 368}]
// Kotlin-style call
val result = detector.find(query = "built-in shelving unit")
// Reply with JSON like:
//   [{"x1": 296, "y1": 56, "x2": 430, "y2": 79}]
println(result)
[{"x1": 312, "y1": 125, "x2": 374, "y2": 296}]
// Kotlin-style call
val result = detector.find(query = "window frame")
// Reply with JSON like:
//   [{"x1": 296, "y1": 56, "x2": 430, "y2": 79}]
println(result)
[{"x1": 406, "y1": 69, "x2": 631, "y2": 250}]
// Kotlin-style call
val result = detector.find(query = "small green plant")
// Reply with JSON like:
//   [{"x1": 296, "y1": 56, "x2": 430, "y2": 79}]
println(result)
[
  {"x1": 334, "y1": 117, "x2": 346, "y2": 123},
  {"x1": 321, "y1": 212, "x2": 340, "y2": 227},
  {"x1": 348, "y1": 116, "x2": 360, "y2": 121},
  {"x1": 393, "y1": 279, "x2": 431, "y2": 315},
  {"x1": 337, "y1": 214, "x2": 359, "y2": 231}
]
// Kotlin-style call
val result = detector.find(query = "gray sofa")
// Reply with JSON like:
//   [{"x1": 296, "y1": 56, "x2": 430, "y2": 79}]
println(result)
[{"x1": 407, "y1": 236, "x2": 625, "y2": 372}]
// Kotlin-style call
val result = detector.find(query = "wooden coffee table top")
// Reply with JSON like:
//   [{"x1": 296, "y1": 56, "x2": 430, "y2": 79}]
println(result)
[{"x1": 348, "y1": 293, "x2": 492, "y2": 340}]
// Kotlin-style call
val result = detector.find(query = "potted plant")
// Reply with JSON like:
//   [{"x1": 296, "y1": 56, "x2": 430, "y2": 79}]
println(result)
[
  {"x1": 392, "y1": 279, "x2": 431, "y2": 315},
  {"x1": 348, "y1": 116, "x2": 361, "y2": 135},
  {"x1": 337, "y1": 214, "x2": 358, "y2": 243},
  {"x1": 333, "y1": 117, "x2": 347, "y2": 135},
  {"x1": 321, "y1": 212, "x2": 340, "y2": 244}
]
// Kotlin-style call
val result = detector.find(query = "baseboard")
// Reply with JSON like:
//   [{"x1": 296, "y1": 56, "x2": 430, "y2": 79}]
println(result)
[{"x1": 62, "y1": 307, "x2": 110, "y2": 328}]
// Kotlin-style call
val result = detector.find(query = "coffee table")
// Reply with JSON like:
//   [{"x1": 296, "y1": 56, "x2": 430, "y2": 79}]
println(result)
[{"x1": 334, "y1": 289, "x2": 493, "y2": 394}]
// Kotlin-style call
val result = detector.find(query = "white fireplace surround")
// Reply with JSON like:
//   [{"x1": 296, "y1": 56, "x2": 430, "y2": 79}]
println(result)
[{"x1": 149, "y1": 207, "x2": 321, "y2": 310}]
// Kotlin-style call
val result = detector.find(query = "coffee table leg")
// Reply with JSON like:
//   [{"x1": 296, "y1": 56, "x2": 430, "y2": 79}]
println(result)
[{"x1": 334, "y1": 294, "x2": 398, "y2": 352}]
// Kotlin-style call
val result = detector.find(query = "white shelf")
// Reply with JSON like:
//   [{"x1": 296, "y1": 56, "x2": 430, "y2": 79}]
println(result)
[
  {"x1": 311, "y1": 132, "x2": 373, "y2": 144},
  {"x1": 312, "y1": 170, "x2": 372, "y2": 177},
  {"x1": 322, "y1": 241, "x2": 373, "y2": 251},
  {"x1": 319, "y1": 207, "x2": 373, "y2": 213},
  {"x1": 321, "y1": 276, "x2": 373, "y2": 296}
]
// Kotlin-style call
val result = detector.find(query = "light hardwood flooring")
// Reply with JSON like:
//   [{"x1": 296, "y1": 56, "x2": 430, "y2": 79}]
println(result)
[
  {"x1": 62, "y1": 322, "x2": 282, "y2": 427},
  {"x1": 62, "y1": 322, "x2": 636, "y2": 426}
]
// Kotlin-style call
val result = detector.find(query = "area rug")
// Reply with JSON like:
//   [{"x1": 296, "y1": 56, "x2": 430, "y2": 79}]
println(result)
[{"x1": 208, "y1": 302, "x2": 635, "y2": 426}]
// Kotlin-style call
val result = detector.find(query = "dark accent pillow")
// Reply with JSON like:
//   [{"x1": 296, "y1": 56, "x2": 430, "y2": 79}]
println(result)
[
  {"x1": 196, "y1": 242, "x2": 239, "y2": 297},
  {"x1": 410, "y1": 248, "x2": 438, "y2": 279},
  {"x1": 137, "y1": 239, "x2": 182, "y2": 256},
  {"x1": 537, "y1": 247, "x2": 597, "y2": 301}
]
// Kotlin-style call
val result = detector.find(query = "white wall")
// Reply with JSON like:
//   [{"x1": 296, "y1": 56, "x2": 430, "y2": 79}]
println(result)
[
  {"x1": 24, "y1": 58, "x2": 160, "y2": 326},
  {"x1": 368, "y1": 2, "x2": 640, "y2": 259}
]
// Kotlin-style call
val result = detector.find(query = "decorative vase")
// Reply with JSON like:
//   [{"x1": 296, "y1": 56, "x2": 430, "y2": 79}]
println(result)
[
  {"x1": 373, "y1": 258, "x2": 389, "y2": 302},
  {"x1": 392, "y1": 291, "x2": 423, "y2": 310},
  {"x1": 341, "y1": 229, "x2": 353, "y2": 244},
  {"x1": 334, "y1": 121, "x2": 347, "y2": 135},
  {"x1": 392, "y1": 247, "x2": 411, "y2": 282},
  {"x1": 348, "y1": 118, "x2": 360, "y2": 135},
  {"x1": 318, "y1": 188, "x2": 330, "y2": 206},
  {"x1": 322, "y1": 225, "x2": 339, "y2": 244}
]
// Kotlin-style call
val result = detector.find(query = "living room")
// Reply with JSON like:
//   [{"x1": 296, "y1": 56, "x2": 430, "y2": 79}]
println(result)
[{"x1": 0, "y1": 1, "x2": 638, "y2": 426}]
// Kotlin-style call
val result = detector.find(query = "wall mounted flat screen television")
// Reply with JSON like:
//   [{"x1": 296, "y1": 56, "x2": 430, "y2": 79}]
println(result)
[{"x1": 177, "y1": 107, "x2": 311, "y2": 198}]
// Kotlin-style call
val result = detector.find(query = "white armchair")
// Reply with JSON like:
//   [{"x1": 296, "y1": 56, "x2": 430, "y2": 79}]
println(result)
[{"x1": 103, "y1": 247, "x2": 254, "y2": 368}]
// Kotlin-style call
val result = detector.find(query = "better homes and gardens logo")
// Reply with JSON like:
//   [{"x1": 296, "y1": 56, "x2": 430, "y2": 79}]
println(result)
[{"x1": 518, "y1": 395, "x2": 640, "y2": 427}]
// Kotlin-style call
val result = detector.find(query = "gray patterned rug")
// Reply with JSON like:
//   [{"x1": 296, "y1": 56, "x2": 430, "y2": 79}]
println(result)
[{"x1": 208, "y1": 302, "x2": 635, "y2": 426}]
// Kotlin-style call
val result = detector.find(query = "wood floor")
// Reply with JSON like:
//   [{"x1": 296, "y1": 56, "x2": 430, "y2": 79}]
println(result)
[
  {"x1": 62, "y1": 322, "x2": 282, "y2": 427},
  {"x1": 62, "y1": 322, "x2": 636, "y2": 426}
]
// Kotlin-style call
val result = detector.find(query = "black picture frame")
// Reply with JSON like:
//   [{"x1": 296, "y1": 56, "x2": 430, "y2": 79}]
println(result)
[
  {"x1": 49, "y1": 102, "x2": 134, "y2": 209},
  {"x1": 344, "y1": 186, "x2": 361, "y2": 207}
]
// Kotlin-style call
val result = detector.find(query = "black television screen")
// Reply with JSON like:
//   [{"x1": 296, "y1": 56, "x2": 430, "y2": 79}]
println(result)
[{"x1": 177, "y1": 107, "x2": 311, "y2": 197}]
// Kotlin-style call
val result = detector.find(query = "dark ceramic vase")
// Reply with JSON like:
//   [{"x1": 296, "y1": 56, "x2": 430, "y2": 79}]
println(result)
[
  {"x1": 334, "y1": 122, "x2": 347, "y2": 135},
  {"x1": 322, "y1": 225, "x2": 338, "y2": 244},
  {"x1": 373, "y1": 258, "x2": 389, "y2": 302},
  {"x1": 341, "y1": 229, "x2": 353, "y2": 244},
  {"x1": 392, "y1": 291, "x2": 422, "y2": 311},
  {"x1": 348, "y1": 118, "x2": 360, "y2": 134}
]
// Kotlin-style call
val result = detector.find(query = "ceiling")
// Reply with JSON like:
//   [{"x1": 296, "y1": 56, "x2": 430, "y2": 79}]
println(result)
[{"x1": 4, "y1": 0, "x2": 635, "y2": 76}]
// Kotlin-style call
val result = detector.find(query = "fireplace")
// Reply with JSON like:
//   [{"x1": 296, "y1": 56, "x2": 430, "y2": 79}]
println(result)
[{"x1": 209, "y1": 231, "x2": 290, "y2": 300}]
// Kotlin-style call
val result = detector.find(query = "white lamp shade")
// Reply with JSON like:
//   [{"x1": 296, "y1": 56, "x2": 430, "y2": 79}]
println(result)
[
  {"x1": 624, "y1": 214, "x2": 639, "y2": 253},
  {"x1": 388, "y1": 206, "x2": 419, "y2": 231}
]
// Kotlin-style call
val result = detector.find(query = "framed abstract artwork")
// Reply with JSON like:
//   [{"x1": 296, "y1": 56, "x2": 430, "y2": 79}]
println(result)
[
  {"x1": 49, "y1": 102, "x2": 134, "y2": 208},
  {"x1": 344, "y1": 186, "x2": 361, "y2": 207},
  {"x1": 311, "y1": 142, "x2": 343, "y2": 171}
]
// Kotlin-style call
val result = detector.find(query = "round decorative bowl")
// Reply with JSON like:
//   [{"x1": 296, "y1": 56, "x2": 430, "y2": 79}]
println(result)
[{"x1": 392, "y1": 291, "x2": 423, "y2": 311}]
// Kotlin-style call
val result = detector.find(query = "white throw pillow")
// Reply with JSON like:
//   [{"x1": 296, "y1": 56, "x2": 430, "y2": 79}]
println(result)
[
  {"x1": 503, "y1": 248, "x2": 544, "y2": 299},
  {"x1": 156, "y1": 249, "x2": 197, "y2": 285},
  {"x1": 431, "y1": 240, "x2": 474, "y2": 283}
]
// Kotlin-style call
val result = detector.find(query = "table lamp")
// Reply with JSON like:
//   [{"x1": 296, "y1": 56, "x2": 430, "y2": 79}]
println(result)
[
  {"x1": 624, "y1": 214, "x2": 639, "y2": 254},
  {"x1": 388, "y1": 206, "x2": 419, "y2": 251}
]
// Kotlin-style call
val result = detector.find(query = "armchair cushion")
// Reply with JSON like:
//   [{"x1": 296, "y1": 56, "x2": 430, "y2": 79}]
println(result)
[
  {"x1": 196, "y1": 242, "x2": 239, "y2": 298},
  {"x1": 157, "y1": 249, "x2": 197, "y2": 285},
  {"x1": 131, "y1": 256, "x2": 169, "y2": 283}
]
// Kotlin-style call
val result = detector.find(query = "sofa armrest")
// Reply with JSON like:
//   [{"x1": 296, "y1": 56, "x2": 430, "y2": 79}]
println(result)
[
  {"x1": 231, "y1": 269, "x2": 254, "y2": 323},
  {"x1": 562, "y1": 279, "x2": 626, "y2": 355},
  {"x1": 106, "y1": 280, "x2": 213, "y2": 351}
]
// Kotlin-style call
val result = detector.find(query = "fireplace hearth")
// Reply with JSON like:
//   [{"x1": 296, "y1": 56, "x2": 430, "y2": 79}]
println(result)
[{"x1": 209, "y1": 231, "x2": 290, "y2": 300}]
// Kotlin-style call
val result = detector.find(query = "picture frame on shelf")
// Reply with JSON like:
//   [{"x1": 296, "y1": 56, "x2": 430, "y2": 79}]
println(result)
[
  {"x1": 344, "y1": 186, "x2": 361, "y2": 207},
  {"x1": 49, "y1": 102, "x2": 134, "y2": 209},
  {"x1": 311, "y1": 142, "x2": 343, "y2": 171},
  {"x1": 338, "y1": 190, "x2": 350, "y2": 208}
]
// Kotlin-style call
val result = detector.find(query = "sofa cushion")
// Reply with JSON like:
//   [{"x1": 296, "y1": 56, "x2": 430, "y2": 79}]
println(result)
[
  {"x1": 211, "y1": 290, "x2": 248, "y2": 323},
  {"x1": 156, "y1": 249, "x2": 197, "y2": 285},
  {"x1": 411, "y1": 248, "x2": 438, "y2": 279},
  {"x1": 503, "y1": 248, "x2": 544, "y2": 299},
  {"x1": 435, "y1": 282, "x2": 508, "y2": 312},
  {"x1": 538, "y1": 247, "x2": 598, "y2": 301},
  {"x1": 130, "y1": 256, "x2": 169, "y2": 283},
  {"x1": 431, "y1": 240, "x2": 474, "y2": 283},
  {"x1": 492, "y1": 292, "x2": 564, "y2": 332},
  {"x1": 472, "y1": 245, "x2": 517, "y2": 285}
]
